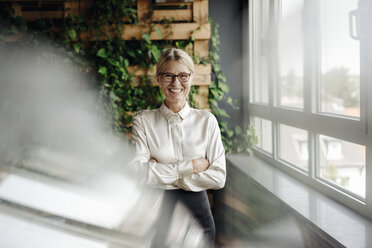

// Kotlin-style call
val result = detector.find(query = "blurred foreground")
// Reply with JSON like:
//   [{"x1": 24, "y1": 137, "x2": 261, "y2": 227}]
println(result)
[{"x1": 0, "y1": 45, "x2": 206, "y2": 247}]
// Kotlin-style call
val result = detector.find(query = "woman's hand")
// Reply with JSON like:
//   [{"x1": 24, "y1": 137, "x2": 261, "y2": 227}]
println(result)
[{"x1": 192, "y1": 158, "x2": 210, "y2": 173}]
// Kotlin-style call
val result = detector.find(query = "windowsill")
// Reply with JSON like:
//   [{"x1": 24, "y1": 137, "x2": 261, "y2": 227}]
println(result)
[{"x1": 226, "y1": 153, "x2": 372, "y2": 248}]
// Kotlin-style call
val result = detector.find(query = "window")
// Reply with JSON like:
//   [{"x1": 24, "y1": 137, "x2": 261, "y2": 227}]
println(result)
[
  {"x1": 319, "y1": 0, "x2": 361, "y2": 118},
  {"x1": 248, "y1": 0, "x2": 371, "y2": 218},
  {"x1": 278, "y1": 0, "x2": 304, "y2": 109},
  {"x1": 279, "y1": 124, "x2": 308, "y2": 170},
  {"x1": 252, "y1": 117, "x2": 273, "y2": 154},
  {"x1": 250, "y1": 0, "x2": 270, "y2": 104},
  {"x1": 319, "y1": 134, "x2": 366, "y2": 198}
]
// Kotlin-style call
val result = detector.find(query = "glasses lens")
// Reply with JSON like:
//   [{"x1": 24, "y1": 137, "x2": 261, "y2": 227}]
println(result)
[
  {"x1": 162, "y1": 73, "x2": 173, "y2": 82},
  {"x1": 178, "y1": 73, "x2": 190, "y2": 82},
  {"x1": 162, "y1": 73, "x2": 190, "y2": 82}
]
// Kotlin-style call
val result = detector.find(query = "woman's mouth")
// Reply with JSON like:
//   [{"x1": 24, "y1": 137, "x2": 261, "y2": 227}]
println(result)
[{"x1": 169, "y1": 88, "x2": 183, "y2": 93}]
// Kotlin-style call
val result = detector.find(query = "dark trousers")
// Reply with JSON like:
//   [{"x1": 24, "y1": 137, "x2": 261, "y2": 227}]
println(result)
[{"x1": 152, "y1": 189, "x2": 215, "y2": 248}]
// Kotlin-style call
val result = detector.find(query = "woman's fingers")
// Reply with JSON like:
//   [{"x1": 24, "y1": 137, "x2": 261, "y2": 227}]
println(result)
[
  {"x1": 149, "y1": 158, "x2": 158, "y2": 163},
  {"x1": 192, "y1": 158, "x2": 210, "y2": 173}
]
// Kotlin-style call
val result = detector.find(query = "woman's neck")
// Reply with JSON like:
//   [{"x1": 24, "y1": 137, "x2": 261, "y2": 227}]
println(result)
[{"x1": 165, "y1": 100, "x2": 186, "y2": 113}]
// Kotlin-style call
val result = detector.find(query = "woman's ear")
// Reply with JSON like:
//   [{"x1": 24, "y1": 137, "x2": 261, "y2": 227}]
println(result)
[
  {"x1": 156, "y1": 75, "x2": 161, "y2": 85},
  {"x1": 189, "y1": 73, "x2": 194, "y2": 85}
]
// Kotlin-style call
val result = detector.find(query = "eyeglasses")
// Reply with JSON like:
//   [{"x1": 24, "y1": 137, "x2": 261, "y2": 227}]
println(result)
[{"x1": 160, "y1": 72, "x2": 191, "y2": 83}]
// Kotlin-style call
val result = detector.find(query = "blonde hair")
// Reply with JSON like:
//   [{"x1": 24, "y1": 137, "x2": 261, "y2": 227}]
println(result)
[{"x1": 156, "y1": 48, "x2": 195, "y2": 76}]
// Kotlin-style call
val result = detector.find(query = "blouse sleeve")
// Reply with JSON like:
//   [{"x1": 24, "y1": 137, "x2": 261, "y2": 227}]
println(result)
[
  {"x1": 130, "y1": 112, "x2": 194, "y2": 188},
  {"x1": 176, "y1": 114, "x2": 226, "y2": 191}
]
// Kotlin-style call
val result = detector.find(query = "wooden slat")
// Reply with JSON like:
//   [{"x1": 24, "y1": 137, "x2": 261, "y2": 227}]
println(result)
[
  {"x1": 154, "y1": 2, "x2": 192, "y2": 8},
  {"x1": 11, "y1": 3, "x2": 22, "y2": 17},
  {"x1": 0, "y1": 0, "x2": 63, "y2": 1},
  {"x1": 194, "y1": 64, "x2": 212, "y2": 74},
  {"x1": 193, "y1": 73, "x2": 210, "y2": 86},
  {"x1": 64, "y1": 2, "x2": 79, "y2": 17},
  {"x1": 79, "y1": 0, "x2": 94, "y2": 17},
  {"x1": 80, "y1": 23, "x2": 210, "y2": 41},
  {"x1": 137, "y1": 0, "x2": 152, "y2": 23},
  {"x1": 193, "y1": 0, "x2": 208, "y2": 23},
  {"x1": 195, "y1": 85, "x2": 209, "y2": 109},
  {"x1": 194, "y1": 40, "x2": 209, "y2": 59},
  {"x1": 127, "y1": 64, "x2": 211, "y2": 76},
  {"x1": 152, "y1": 9, "x2": 192, "y2": 21},
  {"x1": 21, "y1": 11, "x2": 64, "y2": 20}
]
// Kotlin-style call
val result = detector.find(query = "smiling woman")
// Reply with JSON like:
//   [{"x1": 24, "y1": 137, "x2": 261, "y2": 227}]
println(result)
[
  {"x1": 156, "y1": 48, "x2": 195, "y2": 113},
  {"x1": 157, "y1": 60, "x2": 192, "y2": 112},
  {"x1": 130, "y1": 48, "x2": 226, "y2": 247}
]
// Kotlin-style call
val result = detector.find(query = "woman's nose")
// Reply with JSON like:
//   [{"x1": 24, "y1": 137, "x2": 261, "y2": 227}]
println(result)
[{"x1": 171, "y1": 76, "x2": 181, "y2": 84}]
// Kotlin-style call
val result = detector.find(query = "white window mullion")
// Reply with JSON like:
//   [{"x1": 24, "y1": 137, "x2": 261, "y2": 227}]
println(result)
[
  {"x1": 366, "y1": 146, "x2": 372, "y2": 217},
  {"x1": 303, "y1": 0, "x2": 313, "y2": 114},
  {"x1": 303, "y1": 0, "x2": 317, "y2": 180},
  {"x1": 359, "y1": 0, "x2": 372, "y2": 217},
  {"x1": 308, "y1": 132, "x2": 316, "y2": 179},
  {"x1": 270, "y1": 0, "x2": 280, "y2": 109},
  {"x1": 273, "y1": 120, "x2": 279, "y2": 161},
  {"x1": 271, "y1": 0, "x2": 280, "y2": 162}
]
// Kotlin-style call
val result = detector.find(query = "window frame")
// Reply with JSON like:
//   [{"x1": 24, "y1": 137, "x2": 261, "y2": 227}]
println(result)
[{"x1": 246, "y1": 0, "x2": 372, "y2": 219}]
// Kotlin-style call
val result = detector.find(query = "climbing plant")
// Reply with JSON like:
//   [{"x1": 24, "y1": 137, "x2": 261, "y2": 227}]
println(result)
[
  {"x1": 0, "y1": 0, "x2": 257, "y2": 154},
  {"x1": 209, "y1": 20, "x2": 258, "y2": 153}
]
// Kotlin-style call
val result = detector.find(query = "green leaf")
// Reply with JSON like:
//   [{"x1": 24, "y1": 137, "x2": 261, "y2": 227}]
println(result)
[
  {"x1": 98, "y1": 66, "x2": 107, "y2": 76},
  {"x1": 97, "y1": 48, "x2": 107, "y2": 58},
  {"x1": 128, "y1": 49, "x2": 136, "y2": 58},
  {"x1": 226, "y1": 129, "x2": 234, "y2": 138},
  {"x1": 124, "y1": 59, "x2": 129, "y2": 68},
  {"x1": 150, "y1": 45, "x2": 161, "y2": 61},
  {"x1": 109, "y1": 73, "x2": 119, "y2": 79},
  {"x1": 142, "y1": 33, "x2": 151, "y2": 44},
  {"x1": 68, "y1": 29, "x2": 76, "y2": 40},
  {"x1": 234, "y1": 126, "x2": 242, "y2": 135},
  {"x1": 108, "y1": 58, "x2": 119, "y2": 67},
  {"x1": 218, "y1": 109, "x2": 230, "y2": 118},
  {"x1": 154, "y1": 26, "x2": 162, "y2": 39},
  {"x1": 219, "y1": 83, "x2": 229, "y2": 93},
  {"x1": 73, "y1": 43, "x2": 81, "y2": 53},
  {"x1": 109, "y1": 90, "x2": 120, "y2": 103}
]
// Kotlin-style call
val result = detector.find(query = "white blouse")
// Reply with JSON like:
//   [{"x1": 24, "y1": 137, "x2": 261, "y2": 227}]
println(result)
[{"x1": 131, "y1": 102, "x2": 226, "y2": 192}]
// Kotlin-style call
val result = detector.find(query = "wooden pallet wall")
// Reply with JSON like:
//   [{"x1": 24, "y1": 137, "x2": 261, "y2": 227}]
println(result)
[{"x1": 4, "y1": 0, "x2": 211, "y2": 110}]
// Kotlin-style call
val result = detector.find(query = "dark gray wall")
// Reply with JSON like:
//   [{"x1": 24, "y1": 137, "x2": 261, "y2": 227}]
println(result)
[{"x1": 209, "y1": 0, "x2": 247, "y2": 127}]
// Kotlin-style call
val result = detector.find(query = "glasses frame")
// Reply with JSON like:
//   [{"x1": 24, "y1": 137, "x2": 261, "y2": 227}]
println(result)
[{"x1": 160, "y1": 72, "x2": 192, "y2": 83}]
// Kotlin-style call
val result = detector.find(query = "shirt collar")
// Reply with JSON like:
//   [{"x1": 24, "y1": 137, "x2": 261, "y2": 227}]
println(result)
[{"x1": 160, "y1": 102, "x2": 191, "y2": 121}]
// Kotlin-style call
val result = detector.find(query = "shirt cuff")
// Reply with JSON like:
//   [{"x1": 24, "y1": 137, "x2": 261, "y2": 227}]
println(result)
[{"x1": 177, "y1": 160, "x2": 194, "y2": 178}]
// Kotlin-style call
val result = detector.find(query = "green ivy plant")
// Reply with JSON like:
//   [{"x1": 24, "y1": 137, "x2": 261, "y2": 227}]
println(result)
[
  {"x1": 0, "y1": 0, "x2": 257, "y2": 154},
  {"x1": 209, "y1": 21, "x2": 258, "y2": 153}
]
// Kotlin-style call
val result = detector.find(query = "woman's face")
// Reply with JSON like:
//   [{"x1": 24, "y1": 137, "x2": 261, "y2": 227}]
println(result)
[{"x1": 158, "y1": 60, "x2": 192, "y2": 106}]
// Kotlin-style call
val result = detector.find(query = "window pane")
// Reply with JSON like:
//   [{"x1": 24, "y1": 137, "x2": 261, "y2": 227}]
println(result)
[
  {"x1": 252, "y1": 117, "x2": 272, "y2": 154},
  {"x1": 319, "y1": 0, "x2": 360, "y2": 117},
  {"x1": 319, "y1": 135, "x2": 365, "y2": 198},
  {"x1": 251, "y1": 0, "x2": 270, "y2": 104},
  {"x1": 279, "y1": 124, "x2": 308, "y2": 170},
  {"x1": 278, "y1": 0, "x2": 304, "y2": 109}
]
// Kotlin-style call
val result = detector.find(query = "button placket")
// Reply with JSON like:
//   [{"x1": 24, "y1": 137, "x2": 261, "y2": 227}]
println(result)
[
  {"x1": 169, "y1": 115, "x2": 183, "y2": 162},
  {"x1": 176, "y1": 118, "x2": 183, "y2": 161}
]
